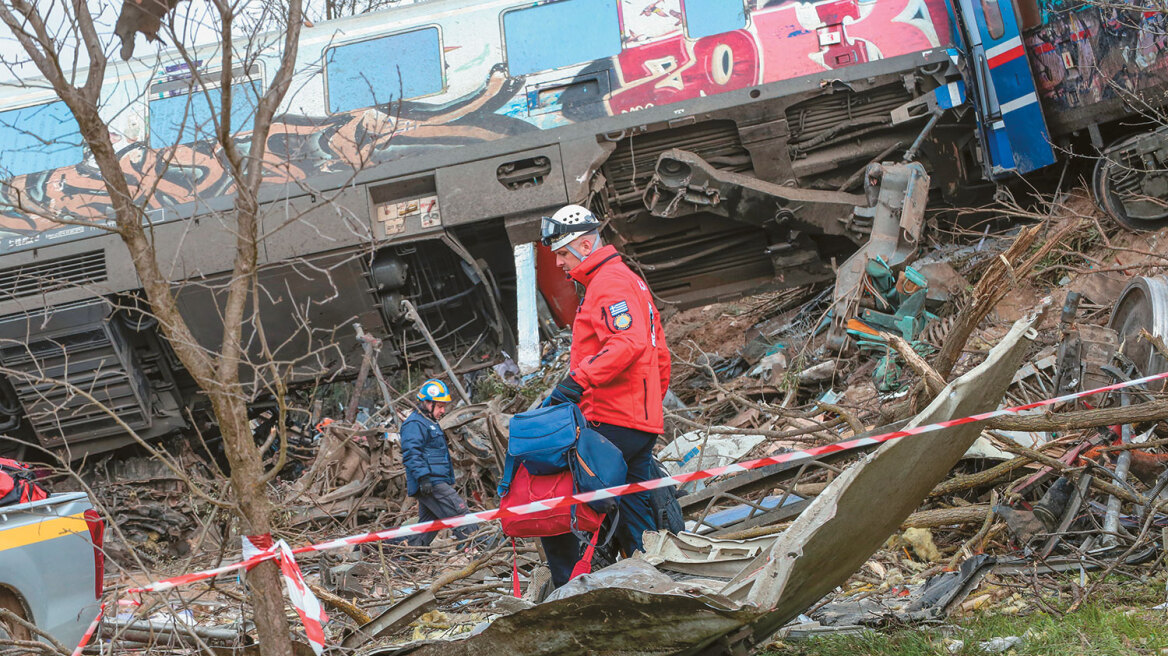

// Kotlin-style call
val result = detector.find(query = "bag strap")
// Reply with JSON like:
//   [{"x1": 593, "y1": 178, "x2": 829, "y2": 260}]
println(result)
[
  {"x1": 599, "y1": 507, "x2": 620, "y2": 548},
  {"x1": 511, "y1": 538, "x2": 522, "y2": 598},
  {"x1": 569, "y1": 505, "x2": 586, "y2": 541},
  {"x1": 0, "y1": 459, "x2": 31, "y2": 479},
  {"x1": 570, "y1": 504, "x2": 620, "y2": 545},
  {"x1": 569, "y1": 529, "x2": 601, "y2": 580},
  {"x1": 497, "y1": 453, "x2": 517, "y2": 497}
]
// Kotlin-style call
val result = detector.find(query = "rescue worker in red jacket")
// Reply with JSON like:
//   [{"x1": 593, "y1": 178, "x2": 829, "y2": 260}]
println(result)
[{"x1": 541, "y1": 204, "x2": 670, "y2": 581}]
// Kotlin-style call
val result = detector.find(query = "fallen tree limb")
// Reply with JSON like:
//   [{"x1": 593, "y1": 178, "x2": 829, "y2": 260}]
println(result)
[
  {"x1": 929, "y1": 455, "x2": 1034, "y2": 496},
  {"x1": 309, "y1": 583, "x2": 372, "y2": 625},
  {"x1": 1141, "y1": 329, "x2": 1168, "y2": 363},
  {"x1": 901, "y1": 504, "x2": 991, "y2": 528},
  {"x1": 948, "y1": 492, "x2": 998, "y2": 569},
  {"x1": 987, "y1": 399, "x2": 1168, "y2": 432},
  {"x1": 666, "y1": 411, "x2": 846, "y2": 443},
  {"x1": 1095, "y1": 437, "x2": 1168, "y2": 453},
  {"x1": 815, "y1": 401, "x2": 865, "y2": 436},
  {"x1": 0, "y1": 608, "x2": 68, "y2": 654},
  {"x1": 427, "y1": 541, "x2": 506, "y2": 596},
  {"x1": 887, "y1": 334, "x2": 946, "y2": 396},
  {"x1": 681, "y1": 346, "x2": 819, "y2": 422},
  {"x1": 719, "y1": 503, "x2": 995, "y2": 539},
  {"x1": 992, "y1": 442, "x2": 1167, "y2": 511},
  {"x1": 882, "y1": 222, "x2": 1068, "y2": 425},
  {"x1": 933, "y1": 222, "x2": 1063, "y2": 379}
]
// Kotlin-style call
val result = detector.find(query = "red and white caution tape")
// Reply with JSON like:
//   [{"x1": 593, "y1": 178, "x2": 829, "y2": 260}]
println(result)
[
  {"x1": 71, "y1": 603, "x2": 104, "y2": 656},
  {"x1": 242, "y1": 534, "x2": 328, "y2": 655},
  {"x1": 129, "y1": 368, "x2": 1168, "y2": 595}
]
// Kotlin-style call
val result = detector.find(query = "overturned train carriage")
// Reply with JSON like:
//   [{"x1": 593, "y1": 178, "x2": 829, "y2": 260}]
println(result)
[{"x1": 0, "y1": 0, "x2": 1163, "y2": 458}]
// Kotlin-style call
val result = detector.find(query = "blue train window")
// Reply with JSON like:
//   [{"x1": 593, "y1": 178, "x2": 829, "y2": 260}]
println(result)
[
  {"x1": 0, "y1": 100, "x2": 83, "y2": 178},
  {"x1": 149, "y1": 70, "x2": 263, "y2": 149},
  {"x1": 683, "y1": 0, "x2": 748, "y2": 39},
  {"x1": 326, "y1": 27, "x2": 445, "y2": 114},
  {"x1": 503, "y1": 0, "x2": 622, "y2": 76}
]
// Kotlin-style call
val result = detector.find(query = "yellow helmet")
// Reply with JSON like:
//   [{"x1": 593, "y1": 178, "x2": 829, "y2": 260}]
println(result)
[{"x1": 416, "y1": 378, "x2": 452, "y2": 403}]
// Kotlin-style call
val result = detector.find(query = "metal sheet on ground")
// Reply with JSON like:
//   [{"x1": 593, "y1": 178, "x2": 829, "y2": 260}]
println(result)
[{"x1": 403, "y1": 587, "x2": 765, "y2": 656}]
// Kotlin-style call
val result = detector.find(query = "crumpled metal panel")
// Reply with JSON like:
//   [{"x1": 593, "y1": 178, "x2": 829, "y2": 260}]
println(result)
[
  {"x1": 383, "y1": 310, "x2": 1042, "y2": 656},
  {"x1": 404, "y1": 586, "x2": 764, "y2": 656},
  {"x1": 640, "y1": 530, "x2": 778, "y2": 579}
]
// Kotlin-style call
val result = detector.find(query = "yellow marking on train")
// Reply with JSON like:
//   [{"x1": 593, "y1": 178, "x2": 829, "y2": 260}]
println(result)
[{"x1": 0, "y1": 513, "x2": 89, "y2": 552}]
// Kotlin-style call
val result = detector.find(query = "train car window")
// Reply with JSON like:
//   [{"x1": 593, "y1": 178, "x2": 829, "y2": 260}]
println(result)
[
  {"x1": 981, "y1": 0, "x2": 1006, "y2": 39},
  {"x1": 325, "y1": 27, "x2": 444, "y2": 114},
  {"x1": 682, "y1": 0, "x2": 748, "y2": 39},
  {"x1": 0, "y1": 100, "x2": 83, "y2": 178},
  {"x1": 149, "y1": 70, "x2": 262, "y2": 149},
  {"x1": 503, "y1": 0, "x2": 622, "y2": 76}
]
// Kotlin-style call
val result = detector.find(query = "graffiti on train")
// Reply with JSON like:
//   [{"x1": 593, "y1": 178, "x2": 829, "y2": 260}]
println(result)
[
  {"x1": 1027, "y1": 1, "x2": 1168, "y2": 115},
  {"x1": 0, "y1": 0, "x2": 952, "y2": 250}
]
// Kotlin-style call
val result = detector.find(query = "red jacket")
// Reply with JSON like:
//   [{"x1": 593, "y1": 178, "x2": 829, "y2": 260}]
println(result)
[{"x1": 568, "y1": 245, "x2": 670, "y2": 434}]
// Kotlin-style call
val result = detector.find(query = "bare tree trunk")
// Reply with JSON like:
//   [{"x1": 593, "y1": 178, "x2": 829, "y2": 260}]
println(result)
[
  {"x1": 0, "y1": 2, "x2": 303, "y2": 653},
  {"x1": 215, "y1": 395, "x2": 292, "y2": 656}
]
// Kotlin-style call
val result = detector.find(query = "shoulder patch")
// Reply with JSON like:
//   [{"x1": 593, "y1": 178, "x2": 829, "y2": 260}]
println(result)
[
  {"x1": 613, "y1": 312, "x2": 633, "y2": 330},
  {"x1": 609, "y1": 300, "x2": 629, "y2": 316}
]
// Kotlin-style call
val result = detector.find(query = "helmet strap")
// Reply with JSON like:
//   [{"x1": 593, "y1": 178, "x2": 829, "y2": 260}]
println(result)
[{"x1": 564, "y1": 232, "x2": 600, "y2": 262}]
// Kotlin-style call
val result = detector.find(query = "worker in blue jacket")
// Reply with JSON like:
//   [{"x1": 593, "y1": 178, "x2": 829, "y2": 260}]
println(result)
[{"x1": 400, "y1": 379, "x2": 474, "y2": 547}]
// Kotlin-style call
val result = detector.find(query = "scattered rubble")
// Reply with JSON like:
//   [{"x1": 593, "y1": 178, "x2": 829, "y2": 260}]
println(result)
[{"x1": 64, "y1": 196, "x2": 1168, "y2": 654}]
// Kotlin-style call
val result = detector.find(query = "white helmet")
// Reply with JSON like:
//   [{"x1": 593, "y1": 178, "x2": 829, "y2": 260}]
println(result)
[{"x1": 540, "y1": 204, "x2": 601, "y2": 251}]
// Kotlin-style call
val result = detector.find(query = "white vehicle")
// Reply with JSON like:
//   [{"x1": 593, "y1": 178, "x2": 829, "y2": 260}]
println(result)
[{"x1": 0, "y1": 492, "x2": 104, "y2": 648}]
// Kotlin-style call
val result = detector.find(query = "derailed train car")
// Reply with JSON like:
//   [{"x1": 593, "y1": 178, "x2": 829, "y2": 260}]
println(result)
[{"x1": 0, "y1": 0, "x2": 1161, "y2": 457}]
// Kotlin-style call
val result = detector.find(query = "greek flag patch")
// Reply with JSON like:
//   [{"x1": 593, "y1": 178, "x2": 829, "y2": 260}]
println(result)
[{"x1": 609, "y1": 300, "x2": 632, "y2": 331}]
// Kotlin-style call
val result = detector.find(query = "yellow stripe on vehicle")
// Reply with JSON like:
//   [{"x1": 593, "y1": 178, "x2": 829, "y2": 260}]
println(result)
[{"x1": 0, "y1": 513, "x2": 89, "y2": 552}]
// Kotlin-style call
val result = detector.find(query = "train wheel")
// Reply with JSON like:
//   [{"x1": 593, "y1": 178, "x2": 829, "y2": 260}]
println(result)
[
  {"x1": 1108, "y1": 276, "x2": 1168, "y2": 377},
  {"x1": 0, "y1": 587, "x2": 32, "y2": 643},
  {"x1": 1093, "y1": 131, "x2": 1168, "y2": 231}
]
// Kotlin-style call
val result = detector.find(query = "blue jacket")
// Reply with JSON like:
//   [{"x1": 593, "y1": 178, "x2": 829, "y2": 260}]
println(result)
[{"x1": 400, "y1": 409, "x2": 455, "y2": 496}]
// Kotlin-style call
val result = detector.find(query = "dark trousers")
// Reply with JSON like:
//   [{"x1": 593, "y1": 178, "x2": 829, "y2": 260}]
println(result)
[
  {"x1": 405, "y1": 482, "x2": 474, "y2": 547},
  {"x1": 594, "y1": 422, "x2": 658, "y2": 555},
  {"x1": 541, "y1": 532, "x2": 583, "y2": 589},
  {"x1": 539, "y1": 423, "x2": 658, "y2": 587}
]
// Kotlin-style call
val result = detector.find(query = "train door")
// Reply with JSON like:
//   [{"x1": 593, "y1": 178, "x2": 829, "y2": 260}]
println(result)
[{"x1": 957, "y1": 0, "x2": 1056, "y2": 177}]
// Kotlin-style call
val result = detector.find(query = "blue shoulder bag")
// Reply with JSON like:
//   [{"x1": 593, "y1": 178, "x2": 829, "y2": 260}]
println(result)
[
  {"x1": 570, "y1": 425, "x2": 627, "y2": 514},
  {"x1": 497, "y1": 404, "x2": 583, "y2": 496}
]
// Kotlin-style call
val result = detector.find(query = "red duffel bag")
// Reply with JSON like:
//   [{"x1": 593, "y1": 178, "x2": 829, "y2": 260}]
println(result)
[
  {"x1": 0, "y1": 457, "x2": 48, "y2": 507},
  {"x1": 500, "y1": 463, "x2": 603, "y2": 537},
  {"x1": 500, "y1": 463, "x2": 609, "y2": 588}
]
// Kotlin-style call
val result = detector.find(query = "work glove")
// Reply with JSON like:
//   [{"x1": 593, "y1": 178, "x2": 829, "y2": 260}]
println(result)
[
  {"x1": 417, "y1": 476, "x2": 434, "y2": 496},
  {"x1": 545, "y1": 375, "x2": 584, "y2": 407}
]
